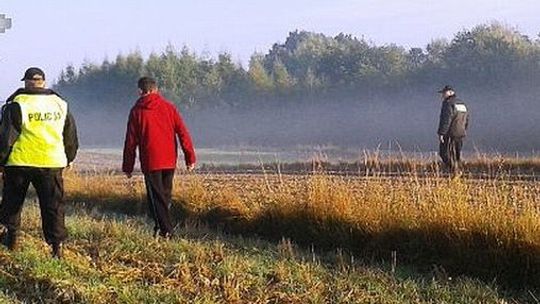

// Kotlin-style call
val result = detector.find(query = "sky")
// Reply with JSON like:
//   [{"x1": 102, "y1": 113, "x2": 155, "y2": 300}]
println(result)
[{"x1": 0, "y1": 0, "x2": 539, "y2": 98}]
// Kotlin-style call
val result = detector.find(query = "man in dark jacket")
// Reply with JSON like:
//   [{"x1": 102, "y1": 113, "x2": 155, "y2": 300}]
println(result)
[
  {"x1": 437, "y1": 85, "x2": 469, "y2": 173},
  {"x1": 0, "y1": 67, "x2": 79, "y2": 258},
  {"x1": 123, "y1": 77, "x2": 196, "y2": 239}
]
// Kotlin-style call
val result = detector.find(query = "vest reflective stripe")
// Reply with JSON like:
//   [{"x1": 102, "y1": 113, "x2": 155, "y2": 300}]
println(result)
[{"x1": 6, "y1": 94, "x2": 68, "y2": 168}]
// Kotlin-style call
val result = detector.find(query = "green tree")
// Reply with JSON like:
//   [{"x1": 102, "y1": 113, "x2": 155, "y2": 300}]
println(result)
[
  {"x1": 248, "y1": 54, "x2": 273, "y2": 93},
  {"x1": 272, "y1": 60, "x2": 295, "y2": 93}
]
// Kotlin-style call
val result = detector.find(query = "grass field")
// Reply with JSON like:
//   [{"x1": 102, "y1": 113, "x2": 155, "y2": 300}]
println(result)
[
  {"x1": 0, "y1": 155, "x2": 539, "y2": 303},
  {"x1": 0, "y1": 206, "x2": 521, "y2": 303}
]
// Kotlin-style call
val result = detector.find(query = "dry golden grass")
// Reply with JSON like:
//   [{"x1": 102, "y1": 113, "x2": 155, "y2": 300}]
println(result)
[
  {"x1": 63, "y1": 165, "x2": 540, "y2": 290},
  {"x1": 0, "y1": 206, "x2": 514, "y2": 303}
]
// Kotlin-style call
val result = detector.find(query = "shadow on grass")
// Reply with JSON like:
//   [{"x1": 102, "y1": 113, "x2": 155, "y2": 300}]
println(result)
[
  {"x1": 67, "y1": 195, "x2": 540, "y2": 293},
  {"x1": 201, "y1": 205, "x2": 540, "y2": 290},
  {"x1": 0, "y1": 252, "x2": 85, "y2": 303}
]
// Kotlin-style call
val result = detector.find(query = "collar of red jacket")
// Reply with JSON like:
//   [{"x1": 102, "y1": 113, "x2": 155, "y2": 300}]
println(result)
[{"x1": 136, "y1": 92, "x2": 163, "y2": 109}]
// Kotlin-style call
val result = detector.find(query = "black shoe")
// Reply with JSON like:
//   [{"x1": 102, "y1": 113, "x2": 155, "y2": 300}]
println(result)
[
  {"x1": 2, "y1": 230, "x2": 19, "y2": 251},
  {"x1": 51, "y1": 243, "x2": 63, "y2": 259}
]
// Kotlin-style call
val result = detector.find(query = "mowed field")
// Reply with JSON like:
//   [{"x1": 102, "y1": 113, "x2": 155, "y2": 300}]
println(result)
[{"x1": 0, "y1": 149, "x2": 539, "y2": 303}]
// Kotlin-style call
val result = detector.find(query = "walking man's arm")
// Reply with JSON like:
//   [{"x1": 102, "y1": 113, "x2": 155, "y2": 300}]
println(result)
[
  {"x1": 122, "y1": 110, "x2": 139, "y2": 178},
  {"x1": 0, "y1": 103, "x2": 21, "y2": 164},
  {"x1": 437, "y1": 101, "x2": 454, "y2": 137},
  {"x1": 173, "y1": 109, "x2": 196, "y2": 170},
  {"x1": 63, "y1": 109, "x2": 79, "y2": 165}
]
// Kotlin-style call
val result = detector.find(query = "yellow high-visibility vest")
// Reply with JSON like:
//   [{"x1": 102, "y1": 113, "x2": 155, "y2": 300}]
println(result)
[{"x1": 6, "y1": 93, "x2": 68, "y2": 168}]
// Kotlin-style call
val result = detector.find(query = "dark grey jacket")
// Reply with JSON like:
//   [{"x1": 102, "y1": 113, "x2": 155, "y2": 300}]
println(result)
[
  {"x1": 437, "y1": 95, "x2": 469, "y2": 138},
  {"x1": 0, "y1": 88, "x2": 79, "y2": 165}
]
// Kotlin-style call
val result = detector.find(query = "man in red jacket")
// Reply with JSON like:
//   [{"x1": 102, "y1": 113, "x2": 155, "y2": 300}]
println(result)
[{"x1": 122, "y1": 77, "x2": 196, "y2": 238}]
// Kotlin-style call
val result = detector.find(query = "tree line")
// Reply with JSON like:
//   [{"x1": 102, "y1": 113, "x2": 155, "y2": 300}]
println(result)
[{"x1": 55, "y1": 22, "x2": 540, "y2": 111}]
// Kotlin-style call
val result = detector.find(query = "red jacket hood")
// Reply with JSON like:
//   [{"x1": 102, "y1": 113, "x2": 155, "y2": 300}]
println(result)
[{"x1": 135, "y1": 93, "x2": 163, "y2": 110}]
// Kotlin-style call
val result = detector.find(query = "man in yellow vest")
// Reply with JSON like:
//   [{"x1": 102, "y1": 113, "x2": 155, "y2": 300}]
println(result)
[{"x1": 0, "y1": 67, "x2": 78, "y2": 258}]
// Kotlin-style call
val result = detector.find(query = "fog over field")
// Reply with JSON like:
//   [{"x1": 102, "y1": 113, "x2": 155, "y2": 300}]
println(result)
[
  {"x1": 49, "y1": 24, "x2": 540, "y2": 155},
  {"x1": 71, "y1": 88, "x2": 540, "y2": 154}
]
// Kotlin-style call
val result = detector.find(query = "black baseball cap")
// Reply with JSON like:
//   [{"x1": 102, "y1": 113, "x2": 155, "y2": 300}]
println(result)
[
  {"x1": 437, "y1": 85, "x2": 453, "y2": 93},
  {"x1": 21, "y1": 67, "x2": 45, "y2": 81}
]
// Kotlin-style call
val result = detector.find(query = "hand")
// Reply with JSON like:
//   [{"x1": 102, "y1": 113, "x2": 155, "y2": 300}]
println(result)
[
  {"x1": 125, "y1": 172, "x2": 133, "y2": 179},
  {"x1": 439, "y1": 135, "x2": 445, "y2": 143},
  {"x1": 186, "y1": 163, "x2": 196, "y2": 172}
]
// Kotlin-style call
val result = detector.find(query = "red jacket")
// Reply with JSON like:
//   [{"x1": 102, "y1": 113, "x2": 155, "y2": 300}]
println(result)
[{"x1": 122, "y1": 93, "x2": 196, "y2": 174}]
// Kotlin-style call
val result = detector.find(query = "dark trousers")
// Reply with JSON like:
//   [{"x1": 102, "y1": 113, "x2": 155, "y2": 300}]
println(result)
[
  {"x1": 439, "y1": 136, "x2": 464, "y2": 172},
  {"x1": 144, "y1": 169, "x2": 175, "y2": 236},
  {"x1": 0, "y1": 167, "x2": 67, "y2": 244}
]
